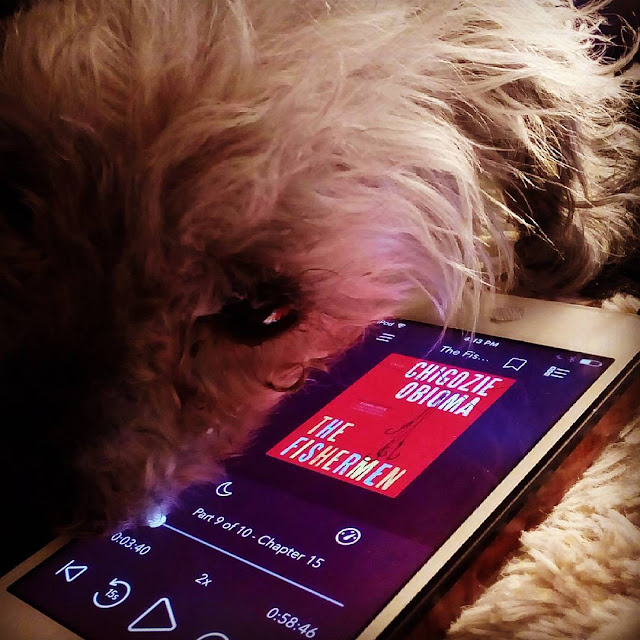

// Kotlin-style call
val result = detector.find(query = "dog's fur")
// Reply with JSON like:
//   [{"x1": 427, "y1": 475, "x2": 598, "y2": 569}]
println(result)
[{"x1": 0, "y1": 0, "x2": 638, "y2": 540}]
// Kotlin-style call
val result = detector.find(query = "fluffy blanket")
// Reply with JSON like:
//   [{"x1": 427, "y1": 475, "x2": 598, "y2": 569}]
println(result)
[
  {"x1": 447, "y1": 411, "x2": 640, "y2": 639},
  {"x1": 433, "y1": 296, "x2": 640, "y2": 639}
]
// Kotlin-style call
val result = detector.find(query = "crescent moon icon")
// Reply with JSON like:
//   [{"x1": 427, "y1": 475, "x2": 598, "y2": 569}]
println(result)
[{"x1": 215, "y1": 481, "x2": 233, "y2": 497}]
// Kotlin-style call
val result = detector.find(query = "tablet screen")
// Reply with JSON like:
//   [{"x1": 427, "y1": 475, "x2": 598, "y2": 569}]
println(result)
[{"x1": 9, "y1": 320, "x2": 612, "y2": 639}]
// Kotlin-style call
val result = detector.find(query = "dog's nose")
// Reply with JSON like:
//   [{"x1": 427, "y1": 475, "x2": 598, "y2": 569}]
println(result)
[{"x1": 265, "y1": 364, "x2": 308, "y2": 392}]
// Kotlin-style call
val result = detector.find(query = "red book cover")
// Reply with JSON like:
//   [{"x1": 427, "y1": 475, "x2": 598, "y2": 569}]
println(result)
[{"x1": 268, "y1": 354, "x2": 515, "y2": 496}]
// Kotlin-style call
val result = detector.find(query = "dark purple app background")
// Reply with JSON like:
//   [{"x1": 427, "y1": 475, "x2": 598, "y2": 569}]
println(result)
[{"x1": 10, "y1": 320, "x2": 612, "y2": 640}]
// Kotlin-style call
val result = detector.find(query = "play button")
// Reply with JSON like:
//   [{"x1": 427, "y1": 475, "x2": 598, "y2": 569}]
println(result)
[{"x1": 127, "y1": 597, "x2": 177, "y2": 633}]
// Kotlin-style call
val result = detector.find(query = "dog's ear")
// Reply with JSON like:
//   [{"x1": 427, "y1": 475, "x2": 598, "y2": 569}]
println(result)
[
  {"x1": 0, "y1": 123, "x2": 38, "y2": 240},
  {"x1": 0, "y1": 107, "x2": 54, "y2": 353},
  {"x1": 0, "y1": 2, "x2": 42, "y2": 238},
  {"x1": 0, "y1": 0, "x2": 25, "y2": 21}
]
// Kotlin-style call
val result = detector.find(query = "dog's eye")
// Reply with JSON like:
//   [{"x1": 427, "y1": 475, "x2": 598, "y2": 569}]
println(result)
[{"x1": 207, "y1": 280, "x2": 300, "y2": 346}]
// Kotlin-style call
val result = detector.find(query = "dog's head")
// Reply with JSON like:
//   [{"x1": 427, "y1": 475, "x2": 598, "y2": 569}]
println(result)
[
  {"x1": 1, "y1": 0, "x2": 636, "y2": 533},
  {"x1": 1, "y1": 0, "x2": 498, "y2": 533}
]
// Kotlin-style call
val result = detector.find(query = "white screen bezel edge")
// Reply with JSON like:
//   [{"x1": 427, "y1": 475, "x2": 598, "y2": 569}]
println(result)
[
  {"x1": 355, "y1": 294, "x2": 640, "y2": 640},
  {"x1": 1, "y1": 295, "x2": 639, "y2": 640}
]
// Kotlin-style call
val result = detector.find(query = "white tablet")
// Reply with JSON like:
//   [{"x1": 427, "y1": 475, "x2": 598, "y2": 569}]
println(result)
[{"x1": 2, "y1": 294, "x2": 639, "y2": 640}]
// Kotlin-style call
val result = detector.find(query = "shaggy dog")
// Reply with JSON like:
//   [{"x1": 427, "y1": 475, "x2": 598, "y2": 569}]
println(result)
[{"x1": 0, "y1": 0, "x2": 638, "y2": 553}]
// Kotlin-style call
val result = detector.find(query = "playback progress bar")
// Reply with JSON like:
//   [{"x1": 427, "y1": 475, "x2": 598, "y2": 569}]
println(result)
[{"x1": 161, "y1": 523, "x2": 345, "y2": 607}]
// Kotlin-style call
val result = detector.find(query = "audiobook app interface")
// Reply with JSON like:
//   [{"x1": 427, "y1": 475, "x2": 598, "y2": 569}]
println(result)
[{"x1": 10, "y1": 320, "x2": 611, "y2": 639}]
